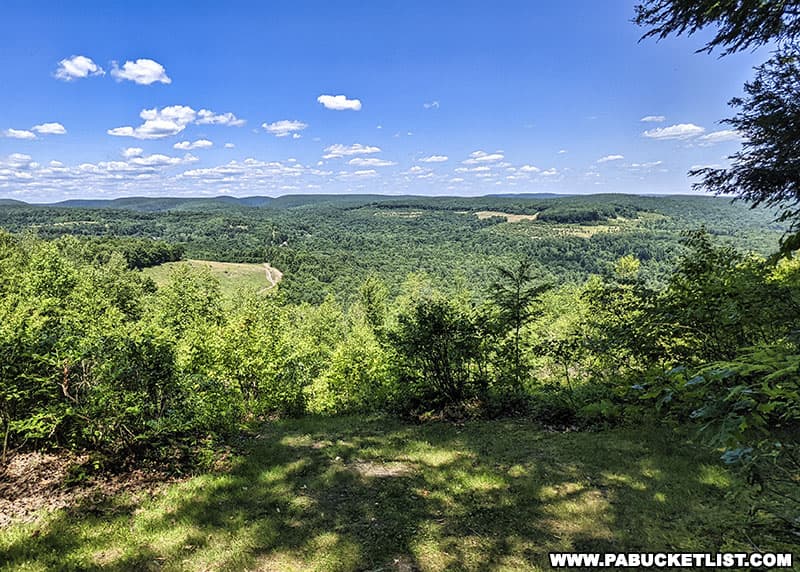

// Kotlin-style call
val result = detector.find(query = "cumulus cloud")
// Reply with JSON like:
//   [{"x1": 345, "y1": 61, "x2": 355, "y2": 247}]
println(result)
[
  {"x1": 224, "y1": 143, "x2": 235, "y2": 149},
  {"x1": 463, "y1": 150, "x2": 504, "y2": 164},
  {"x1": 110, "y1": 58, "x2": 171, "y2": 85},
  {"x1": 519, "y1": 165, "x2": 541, "y2": 173},
  {"x1": 122, "y1": 147, "x2": 143, "y2": 158},
  {"x1": 4, "y1": 123, "x2": 67, "y2": 139},
  {"x1": 317, "y1": 94, "x2": 362, "y2": 111},
  {"x1": 455, "y1": 166, "x2": 491, "y2": 173},
  {"x1": 6, "y1": 153, "x2": 34, "y2": 167},
  {"x1": 698, "y1": 129, "x2": 745, "y2": 144},
  {"x1": 643, "y1": 123, "x2": 705, "y2": 140},
  {"x1": 348, "y1": 157, "x2": 396, "y2": 167},
  {"x1": 108, "y1": 105, "x2": 243, "y2": 139},
  {"x1": 174, "y1": 139, "x2": 213, "y2": 150},
  {"x1": 128, "y1": 153, "x2": 197, "y2": 167},
  {"x1": 4, "y1": 129, "x2": 36, "y2": 140},
  {"x1": 262, "y1": 120, "x2": 308, "y2": 137},
  {"x1": 630, "y1": 160, "x2": 663, "y2": 168},
  {"x1": 338, "y1": 169, "x2": 378, "y2": 179},
  {"x1": 32, "y1": 123, "x2": 66, "y2": 135},
  {"x1": 640, "y1": 115, "x2": 666, "y2": 123},
  {"x1": 54, "y1": 55, "x2": 104, "y2": 81},
  {"x1": 419, "y1": 155, "x2": 448, "y2": 163},
  {"x1": 0, "y1": 153, "x2": 347, "y2": 200},
  {"x1": 108, "y1": 124, "x2": 178, "y2": 139},
  {"x1": 0, "y1": 151, "x2": 204, "y2": 200},
  {"x1": 196, "y1": 110, "x2": 245, "y2": 126},
  {"x1": 423, "y1": 100, "x2": 440, "y2": 109},
  {"x1": 322, "y1": 143, "x2": 381, "y2": 159},
  {"x1": 597, "y1": 154, "x2": 624, "y2": 163}
]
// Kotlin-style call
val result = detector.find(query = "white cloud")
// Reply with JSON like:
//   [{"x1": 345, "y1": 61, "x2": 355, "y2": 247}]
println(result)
[
  {"x1": 322, "y1": 143, "x2": 381, "y2": 159},
  {"x1": 640, "y1": 115, "x2": 666, "y2": 123},
  {"x1": 196, "y1": 109, "x2": 245, "y2": 126},
  {"x1": 109, "y1": 105, "x2": 194, "y2": 139},
  {"x1": 519, "y1": 165, "x2": 540, "y2": 173},
  {"x1": 630, "y1": 160, "x2": 663, "y2": 168},
  {"x1": 455, "y1": 166, "x2": 491, "y2": 173},
  {"x1": 4, "y1": 129, "x2": 36, "y2": 140},
  {"x1": 224, "y1": 143, "x2": 235, "y2": 149},
  {"x1": 174, "y1": 139, "x2": 213, "y2": 150},
  {"x1": 698, "y1": 130, "x2": 744, "y2": 144},
  {"x1": 122, "y1": 147, "x2": 143, "y2": 158},
  {"x1": 110, "y1": 59, "x2": 171, "y2": 85},
  {"x1": 558, "y1": 149, "x2": 567, "y2": 154},
  {"x1": 129, "y1": 153, "x2": 197, "y2": 167},
  {"x1": 108, "y1": 122, "x2": 182, "y2": 139},
  {"x1": 6, "y1": 153, "x2": 34, "y2": 167},
  {"x1": 643, "y1": 123, "x2": 705, "y2": 140},
  {"x1": 108, "y1": 106, "x2": 242, "y2": 139},
  {"x1": 541, "y1": 168, "x2": 558, "y2": 176},
  {"x1": 348, "y1": 157, "x2": 396, "y2": 167},
  {"x1": 419, "y1": 155, "x2": 448, "y2": 163},
  {"x1": 141, "y1": 105, "x2": 196, "y2": 125},
  {"x1": 338, "y1": 169, "x2": 377, "y2": 178},
  {"x1": 597, "y1": 154, "x2": 624, "y2": 163},
  {"x1": 32, "y1": 122, "x2": 66, "y2": 135},
  {"x1": 0, "y1": 153, "x2": 347, "y2": 199},
  {"x1": 463, "y1": 150, "x2": 504, "y2": 164},
  {"x1": 54, "y1": 55, "x2": 104, "y2": 81},
  {"x1": 423, "y1": 100, "x2": 440, "y2": 109},
  {"x1": 317, "y1": 94, "x2": 362, "y2": 111},
  {"x1": 262, "y1": 120, "x2": 308, "y2": 137}
]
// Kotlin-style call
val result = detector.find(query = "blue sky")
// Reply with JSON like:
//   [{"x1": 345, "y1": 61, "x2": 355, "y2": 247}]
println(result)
[{"x1": 0, "y1": 0, "x2": 771, "y2": 201}]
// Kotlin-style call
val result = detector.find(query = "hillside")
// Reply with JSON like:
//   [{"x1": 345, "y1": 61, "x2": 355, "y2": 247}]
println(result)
[{"x1": 0, "y1": 193, "x2": 785, "y2": 304}]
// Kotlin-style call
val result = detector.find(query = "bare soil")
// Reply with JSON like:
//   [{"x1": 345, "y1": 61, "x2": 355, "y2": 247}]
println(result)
[{"x1": 0, "y1": 451, "x2": 183, "y2": 528}]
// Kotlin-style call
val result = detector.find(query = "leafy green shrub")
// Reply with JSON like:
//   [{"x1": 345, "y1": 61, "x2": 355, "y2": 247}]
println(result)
[
  {"x1": 389, "y1": 294, "x2": 485, "y2": 410},
  {"x1": 305, "y1": 316, "x2": 394, "y2": 414}
]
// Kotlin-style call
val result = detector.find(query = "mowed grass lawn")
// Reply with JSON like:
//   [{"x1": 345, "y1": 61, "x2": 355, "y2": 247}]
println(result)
[
  {"x1": 0, "y1": 417, "x2": 770, "y2": 571},
  {"x1": 143, "y1": 260, "x2": 280, "y2": 297}
]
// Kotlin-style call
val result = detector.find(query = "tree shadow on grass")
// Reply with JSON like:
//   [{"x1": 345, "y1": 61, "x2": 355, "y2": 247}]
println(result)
[{"x1": 0, "y1": 417, "x2": 748, "y2": 571}]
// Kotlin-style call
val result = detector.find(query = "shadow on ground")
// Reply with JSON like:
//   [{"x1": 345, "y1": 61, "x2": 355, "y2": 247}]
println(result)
[{"x1": 0, "y1": 416, "x2": 757, "y2": 571}]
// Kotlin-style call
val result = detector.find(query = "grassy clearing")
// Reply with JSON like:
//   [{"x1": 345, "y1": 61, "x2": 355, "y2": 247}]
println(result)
[
  {"x1": 475, "y1": 211, "x2": 539, "y2": 223},
  {"x1": 143, "y1": 260, "x2": 281, "y2": 297},
  {"x1": 0, "y1": 416, "x2": 777, "y2": 571}
]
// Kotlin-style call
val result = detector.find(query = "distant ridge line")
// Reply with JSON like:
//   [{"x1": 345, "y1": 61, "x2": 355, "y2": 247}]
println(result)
[{"x1": 0, "y1": 191, "x2": 715, "y2": 210}]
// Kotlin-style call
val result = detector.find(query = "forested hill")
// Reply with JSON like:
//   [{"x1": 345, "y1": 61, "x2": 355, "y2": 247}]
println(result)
[
  {"x1": 0, "y1": 193, "x2": 785, "y2": 303},
  {"x1": 25, "y1": 193, "x2": 568, "y2": 211}
]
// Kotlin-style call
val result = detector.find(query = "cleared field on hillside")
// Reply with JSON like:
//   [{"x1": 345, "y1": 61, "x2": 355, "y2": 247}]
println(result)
[
  {"x1": 143, "y1": 260, "x2": 282, "y2": 296},
  {"x1": 1, "y1": 416, "x2": 776, "y2": 571},
  {"x1": 475, "y1": 210, "x2": 539, "y2": 222}
]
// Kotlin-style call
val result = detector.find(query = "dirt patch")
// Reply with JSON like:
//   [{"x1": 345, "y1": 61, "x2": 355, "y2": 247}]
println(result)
[
  {"x1": 262, "y1": 262, "x2": 283, "y2": 291},
  {"x1": 376, "y1": 210, "x2": 424, "y2": 219},
  {"x1": 475, "y1": 210, "x2": 538, "y2": 223},
  {"x1": 350, "y1": 460, "x2": 416, "y2": 478},
  {"x1": 0, "y1": 451, "x2": 183, "y2": 528}
]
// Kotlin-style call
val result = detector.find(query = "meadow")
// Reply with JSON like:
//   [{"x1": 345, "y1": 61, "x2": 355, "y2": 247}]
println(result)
[{"x1": 143, "y1": 260, "x2": 281, "y2": 297}]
